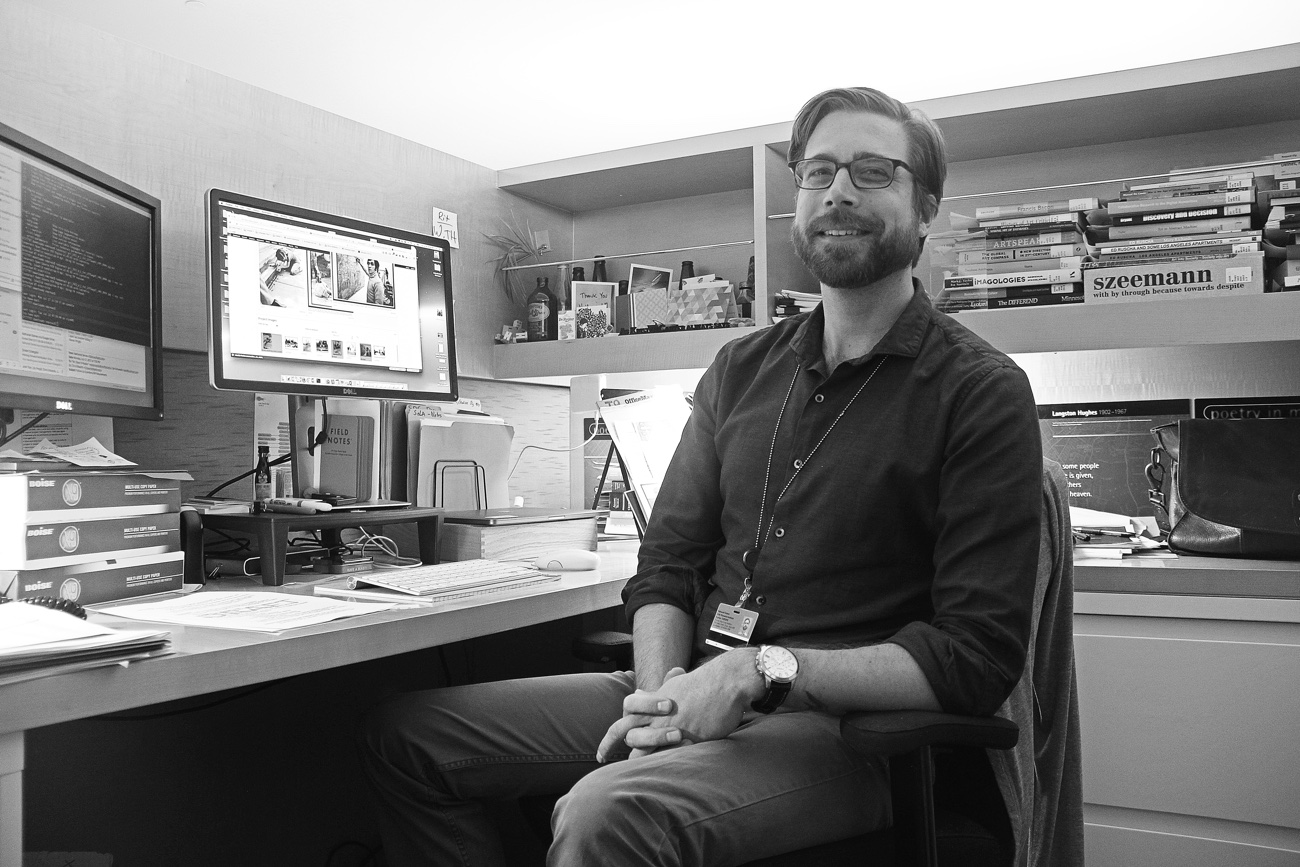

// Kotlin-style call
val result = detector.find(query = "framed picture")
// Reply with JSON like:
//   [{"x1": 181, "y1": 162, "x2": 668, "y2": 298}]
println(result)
[
  {"x1": 572, "y1": 281, "x2": 618, "y2": 338},
  {"x1": 627, "y1": 263, "x2": 673, "y2": 294}
]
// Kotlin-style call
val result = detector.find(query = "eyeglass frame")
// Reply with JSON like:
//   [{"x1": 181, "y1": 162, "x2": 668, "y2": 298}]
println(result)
[{"x1": 787, "y1": 155, "x2": 915, "y2": 191}]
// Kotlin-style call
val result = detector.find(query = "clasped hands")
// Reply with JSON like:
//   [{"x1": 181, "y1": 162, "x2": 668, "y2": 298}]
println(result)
[{"x1": 596, "y1": 650, "x2": 755, "y2": 763}]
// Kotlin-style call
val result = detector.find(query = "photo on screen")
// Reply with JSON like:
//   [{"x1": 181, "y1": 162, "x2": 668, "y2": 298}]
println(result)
[
  {"x1": 258, "y1": 243, "x2": 307, "y2": 308},
  {"x1": 307, "y1": 249, "x2": 333, "y2": 301}
]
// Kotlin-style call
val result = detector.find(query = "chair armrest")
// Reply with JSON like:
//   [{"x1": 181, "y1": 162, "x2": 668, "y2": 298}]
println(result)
[{"x1": 840, "y1": 710, "x2": 1019, "y2": 757}]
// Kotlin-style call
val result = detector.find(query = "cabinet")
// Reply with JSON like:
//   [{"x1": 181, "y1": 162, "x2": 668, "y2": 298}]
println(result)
[{"x1": 494, "y1": 42, "x2": 1300, "y2": 382}]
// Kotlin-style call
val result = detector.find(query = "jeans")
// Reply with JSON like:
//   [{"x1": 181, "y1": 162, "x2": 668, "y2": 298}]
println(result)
[{"x1": 356, "y1": 671, "x2": 890, "y2": 867}]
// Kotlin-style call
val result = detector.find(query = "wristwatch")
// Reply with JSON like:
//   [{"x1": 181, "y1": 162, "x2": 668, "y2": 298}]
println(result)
[{"x1": 751, "y1": 645, "x2": 798, "y2": 714}]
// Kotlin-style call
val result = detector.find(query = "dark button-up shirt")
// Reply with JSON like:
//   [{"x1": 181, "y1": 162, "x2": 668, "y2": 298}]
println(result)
[{"x1": 622, "y1": 283, "x2": 1042, "y2": 715}]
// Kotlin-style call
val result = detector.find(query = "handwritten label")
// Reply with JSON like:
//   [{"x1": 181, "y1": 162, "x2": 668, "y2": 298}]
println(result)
[{"x1": 431, "y1": 207, "x2": 459, "y2": 248}]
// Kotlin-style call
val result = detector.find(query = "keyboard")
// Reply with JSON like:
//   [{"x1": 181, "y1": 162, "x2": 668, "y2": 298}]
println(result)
[{"x1": 348, "y1": 559, "x2": 552, "y2": 597}]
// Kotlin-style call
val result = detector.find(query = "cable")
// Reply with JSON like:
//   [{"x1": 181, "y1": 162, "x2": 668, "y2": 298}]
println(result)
[
  {"x1": 352, "y1": 527, "x2": 421, "y2": 568},
  {"x1": 507, "y1": 426, "x2": 602, "y2": 480},
  {"x1": 0, "y1": 410, "x2": 49, "y2": 448},
  {"x1": 204, "y1": 452, "x2": 292, "y2": 498}
]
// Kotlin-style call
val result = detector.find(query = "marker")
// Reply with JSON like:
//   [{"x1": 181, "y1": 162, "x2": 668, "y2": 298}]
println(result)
[{"x1": 261, "y1": 497, "x2": 333, "y2": 513}]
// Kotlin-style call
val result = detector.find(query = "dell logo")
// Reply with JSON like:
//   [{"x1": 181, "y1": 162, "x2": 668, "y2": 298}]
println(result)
[
  {"x1": 343, "y1": 388, "x2": 357, "y2": 395},
  {"x1": 56, "y1": 400, "x2": 74, "y2": 411}
]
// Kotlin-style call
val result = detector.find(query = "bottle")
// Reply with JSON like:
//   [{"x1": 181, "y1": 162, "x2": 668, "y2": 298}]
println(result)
[
  {"x1": 556, "y1": 263, "x2": 570, "y2": 310},
  {"x1": 253, "y1": 445, "x2": 272, "y2": 501},
  {"x1": 680, "y1": 260, "x2": 695, "y2": 281},
  {"x1": 591, "y1": 256, "x2": 607, "y2": 283},
  {"x1": 617, "y1": 280, "x2": 629, "y2": 295},
  {"x1": 572, "y1": 266, "x2": 585, "y2": 283},
  {"x1": 527, "y1": 276, "x2": 558, "y2": 341}
]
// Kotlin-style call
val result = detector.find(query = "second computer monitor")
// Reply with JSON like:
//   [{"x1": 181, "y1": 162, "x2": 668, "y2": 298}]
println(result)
[{"x1": 205, "y1": 189, "x2": 458, "y2": 403}]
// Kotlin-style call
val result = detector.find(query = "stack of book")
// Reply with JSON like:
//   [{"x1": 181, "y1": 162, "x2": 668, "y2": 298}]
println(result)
[
  {"x1": 771, "y1": 289, "x2": 820, "y2": 322},
  {"x1": 932, "y1": 197, "x2": 1096, "y2": 313},
  {"x1": 0, "y1": 470, "x2": 186, "y2": 606},
  {"x1": 1083, "y1": 168, "x2": 1266, "y2": 304},
  {"x1": 436, "y1": 508, "x2": 600, "y2": 562}
]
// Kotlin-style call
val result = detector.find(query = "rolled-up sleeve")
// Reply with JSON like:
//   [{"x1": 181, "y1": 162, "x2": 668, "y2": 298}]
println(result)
[{"x1": 889, "y1": 361, "x2": 1042, "y2": 716}]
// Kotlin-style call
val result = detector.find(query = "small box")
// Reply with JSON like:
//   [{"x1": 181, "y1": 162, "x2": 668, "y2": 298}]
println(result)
[{"x1": 1, "y1": 550, "x2": 185, "y2": 605}]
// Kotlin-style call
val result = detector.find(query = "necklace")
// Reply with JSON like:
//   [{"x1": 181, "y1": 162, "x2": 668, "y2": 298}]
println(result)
[{"x1": 737, "y1": 354, "x2": 888, "y2": 605}]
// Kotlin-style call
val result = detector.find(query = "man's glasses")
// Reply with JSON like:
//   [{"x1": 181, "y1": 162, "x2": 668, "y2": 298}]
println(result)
[{"x1": 788, "y1": 156, "x2": 913, "y2": 191}]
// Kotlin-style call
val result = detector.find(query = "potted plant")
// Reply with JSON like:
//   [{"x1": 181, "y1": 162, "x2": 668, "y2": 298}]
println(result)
[{"x1": 483, "y1": 211, "x2": 551, "y2": 309}]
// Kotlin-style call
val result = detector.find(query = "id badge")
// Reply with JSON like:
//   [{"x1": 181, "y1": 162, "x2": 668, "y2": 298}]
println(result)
[{"x1": 705, "y1": 604, "x2": 759, "y2": 651}]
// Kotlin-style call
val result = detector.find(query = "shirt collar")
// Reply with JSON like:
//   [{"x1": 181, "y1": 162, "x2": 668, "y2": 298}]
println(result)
[{"x1": 790, "y1": 279, "x2": 933, "y2": 370}]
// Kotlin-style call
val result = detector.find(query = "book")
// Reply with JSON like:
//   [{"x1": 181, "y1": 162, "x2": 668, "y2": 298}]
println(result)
[
  {"x1": 943, "y1": 266, "x2": 1082, "y2": 291},
  {"x1": 1110, "y1": 204, "x2": 1251, "y2": 226},
  {"x1": 1083, "y1": 251, "x2": 1265, "y2": 304},
  {"x1": 955, "y1": 243, "x2": 1086, "y2": 264},
  {"x1": 977, "y1": 210, "x2": 1084, "y2": 230},
  {"x1": 1094, "y1": 249, "x2": 1246, "y2": 267},
  {"x1": 1103, "y1": 216, "x2": 1253, "y2": 240},
  {"x1": 1, "y1": 550, "x2": 185, "y2": 605},
  {"x1": 0, "y1": 471, "x2": 182, "y2": 522},
  {"x1": 1107, "y1": 189, "x2": 1254, "y2": 214},
  {"x1": 974, "y1": 197, "x2": 1099, "y2": 220},
  {"x1": 938, "y1": 284, "x2": 1083, "y2": 312},
  {"x1": 1123, "y1": 171, "x2": 1254, "y2": 194},
  {"x1": 1094, "y1": 232, "x2": 1261, "y2": 255},
  {"x1": 953, "y1": 255, "x2": 1084, "y2": 276},
  {"x1": 437, "y1": 515, "x2": 599, "y2": 562},
  {"x1": 318, "y1": 414, "x2": 375, "y2": 501},
  {"x1": 0, "y1": 511, "x2": 182, "y2": 571},
  {"x1": 947, "y1": 229, "x2": 1085, "y2": 251}
]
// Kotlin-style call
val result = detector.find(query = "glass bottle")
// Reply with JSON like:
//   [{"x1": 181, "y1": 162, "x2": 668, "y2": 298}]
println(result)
[
  {"x1": 555, "y1": 263, "x2": 570, "y2": 310},
  {"x1": 591, "y1": 256, "x2": 608, "y2": 283},
  {"x1": 680, "y1": 260, "x2": 695, "y2": 281},
  {"x1": 527, "y1": 276, "x2": 558, "y2": 341},
  {"x1": 253, "y1": 445, "x2": 272, "y2": 501},
  {"x1": 573, "y1": 266, "x2": 585, "y2": 283}
]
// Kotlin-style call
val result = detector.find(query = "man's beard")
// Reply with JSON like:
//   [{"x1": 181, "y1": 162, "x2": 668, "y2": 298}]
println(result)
[{"x1": 791, "y1": 208, "x2": 921, "y2": 289}]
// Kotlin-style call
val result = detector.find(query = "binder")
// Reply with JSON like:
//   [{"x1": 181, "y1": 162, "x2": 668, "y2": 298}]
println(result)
[{"x1": 413, "y1": 418, "x2": 513, "y2": 510}]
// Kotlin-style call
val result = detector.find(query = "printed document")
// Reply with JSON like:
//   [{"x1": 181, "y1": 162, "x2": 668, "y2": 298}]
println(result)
[{"x1": 99, "y1": 591, "x2": 400, "y2": 633}]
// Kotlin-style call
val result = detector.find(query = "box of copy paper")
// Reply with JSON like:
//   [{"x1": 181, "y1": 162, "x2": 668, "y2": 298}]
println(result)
[
  {"x1": 0, "y1": 512, "x2": 181, "y2": 570},
  {"x1": 1, "y1": 550, "x2": 185, "y2": 605}
]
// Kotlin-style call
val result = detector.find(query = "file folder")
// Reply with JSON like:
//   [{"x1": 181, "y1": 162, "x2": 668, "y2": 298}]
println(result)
[{"x1": 413, "y1": 418, "x2": 513, "y2": 510}]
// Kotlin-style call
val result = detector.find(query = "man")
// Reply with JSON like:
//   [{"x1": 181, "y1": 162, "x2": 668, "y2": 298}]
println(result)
[{"x1": 358, "y1": 86, "x2": 1042, "y2": 866}]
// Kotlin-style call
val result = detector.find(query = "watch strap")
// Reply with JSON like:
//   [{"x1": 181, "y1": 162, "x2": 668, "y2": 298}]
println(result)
[{"x1": 751, "y1": 678, "x2": 792, "y2": 714}]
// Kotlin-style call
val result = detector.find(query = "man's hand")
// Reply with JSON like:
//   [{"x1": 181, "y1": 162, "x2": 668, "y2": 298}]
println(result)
[{"x1": 596, "y1": 650, "x2": 760, "y2": 762}]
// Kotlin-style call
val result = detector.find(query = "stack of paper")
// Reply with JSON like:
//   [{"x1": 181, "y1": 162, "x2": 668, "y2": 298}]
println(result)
[{"x1": 0, "y1": 602, "x2": 170, "y2": 686}]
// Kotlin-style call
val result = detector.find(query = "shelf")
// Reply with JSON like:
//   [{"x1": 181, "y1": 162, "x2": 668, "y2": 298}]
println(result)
[
  {"x1": 493, "y1": 327, "x2": 760, "y2": 382},
  {"x1": 948, "y1": 293, "x2": 1300, "y2": 354},
  {"x1": 1076, "y1": 555, "x2": 1300, "y2": 600},
  {"x1": 497, "y1": 43, "x2": 1300, "y2": 213}
]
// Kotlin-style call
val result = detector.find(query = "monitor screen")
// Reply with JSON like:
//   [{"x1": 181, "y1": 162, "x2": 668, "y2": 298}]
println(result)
[
  {"x1": 206, "y1": 189, "x2": 458, "y2": 403},
  {"x1": 0, "y1": 121, "x2": 163, "y2": 420}
]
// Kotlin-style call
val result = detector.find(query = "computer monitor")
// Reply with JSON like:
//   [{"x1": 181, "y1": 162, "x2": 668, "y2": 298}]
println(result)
[
  {"x1": 0, "y1": 121, "x2": 164, "y2": 422},
  {"x1": 205, "y1": 189, "x2": 458, "y2": 404}
]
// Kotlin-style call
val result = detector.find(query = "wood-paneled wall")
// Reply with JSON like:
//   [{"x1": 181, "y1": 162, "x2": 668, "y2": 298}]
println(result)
[{"x1": 1, "y1": 1, "x2": 576, "y2": 507}]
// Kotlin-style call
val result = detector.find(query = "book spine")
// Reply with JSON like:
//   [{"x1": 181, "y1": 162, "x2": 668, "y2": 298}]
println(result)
[
  {"x1": 943, "y1": 266, "x2": 1082, "y2": 290},
  {"x1": 1095, "y1": 234, "x2": 1260, "y2": 254},
  {"x1": 977, "y1": 211, "x2": 1082, "y2": 230},
  {"x1": 1112, "y1": 204, "x2": 1252, "y2": 226},
  {"x1": 935, "y1": 285, "x2": 1083, "y2": 312},
  {"x1": 1105, "y1": 216, "x2": 1253, "y2": 239},
  {"x1": 988, "y1": 287, "x2": 1084, "y2": 309},
  {"x1": 944, "y1": 282, "x2": 1082, "y2": 302},
  {"x1": 974, "y1": 197, "x2": 1098, "y2": 220},
  {"x1": 1093, "y1": 250, "x2": 1240, "y2": 266},
  {"x1": 3, "y1": 512, "x2": 182, "y2": 570},
  {"x1": 1108, "y1": 189, "x2": 1254, "y2": 214},
  {"x1": 954, "y1": 256, "x2": 1084, "y2": 276},
  {"x1": 983, "y1": 219, "x2": 1081, "y2": 238},
  {"x1": 1124, "y1": 172, "x2": 1254, "y2": 193},
  {"x1": 955, "y1": 243, "x2": 1086, "y2": 264},
  {"x1": 1084, "y1": 252, "x2": 1265, "y2": 304}
]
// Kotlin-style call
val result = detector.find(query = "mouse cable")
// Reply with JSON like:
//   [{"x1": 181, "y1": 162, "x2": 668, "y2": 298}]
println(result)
[{"x1": 507, "y1": 426, "x2": 601, "y2": 480}]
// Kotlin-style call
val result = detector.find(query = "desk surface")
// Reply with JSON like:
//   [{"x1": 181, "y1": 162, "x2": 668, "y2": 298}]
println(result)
[{"x1": 1, "y1": 542, "x2": 638, "y2": 736}]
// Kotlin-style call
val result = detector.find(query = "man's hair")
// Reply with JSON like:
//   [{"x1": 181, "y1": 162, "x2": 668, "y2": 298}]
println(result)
[{"x1": 788, "y1": 87, "x2": 948, "y2": 223}]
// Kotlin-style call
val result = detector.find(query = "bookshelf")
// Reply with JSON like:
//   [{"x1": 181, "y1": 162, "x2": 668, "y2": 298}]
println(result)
[{"x1": 495, "y1": 42, "x2": 1300, "y2": 381}]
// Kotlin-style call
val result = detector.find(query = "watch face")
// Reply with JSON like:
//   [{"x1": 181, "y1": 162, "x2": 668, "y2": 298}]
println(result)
[{"x1": 761, "y1": 646, "x2": 798, "y2": 683}]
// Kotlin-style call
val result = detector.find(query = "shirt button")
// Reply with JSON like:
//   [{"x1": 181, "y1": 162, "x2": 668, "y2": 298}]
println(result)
[
  {"x1": 774, "y1": 528, "x2": 785, "y2": 538},
  {"x1": 793, "y1": 459, "x2": 803, "y2": 469},
  {"x1": 814, "y1": 394, "x2": 825, "y2": 403},
  {"x1": 756, "y1": 595, "x2": 767, "y2": 606}
]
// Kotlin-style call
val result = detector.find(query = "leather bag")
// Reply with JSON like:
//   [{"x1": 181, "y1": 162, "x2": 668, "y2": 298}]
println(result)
[{"x1": 1146, "y1": 419, "x2": 1300, "y2": 558}]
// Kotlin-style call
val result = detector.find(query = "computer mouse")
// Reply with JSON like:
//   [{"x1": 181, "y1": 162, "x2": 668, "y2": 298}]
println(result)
[{"x1": 533, "y1": 549, "x2": 601, "y2": 571}]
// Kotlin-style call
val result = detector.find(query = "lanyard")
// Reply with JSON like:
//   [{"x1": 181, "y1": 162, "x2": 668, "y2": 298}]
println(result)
[{"x1": 736, "y1": 354, "x2": 888, "y2": 606}]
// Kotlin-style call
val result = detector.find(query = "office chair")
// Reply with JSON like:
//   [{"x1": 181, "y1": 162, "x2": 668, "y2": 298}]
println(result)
[{"x1": 551, "y1": 458, "x2": 1082, "y2": 867}]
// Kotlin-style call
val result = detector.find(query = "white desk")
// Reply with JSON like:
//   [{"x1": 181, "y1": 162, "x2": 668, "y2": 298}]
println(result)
[{"x1": 0, "y1": 542, "x2": 637, "y2": 867}]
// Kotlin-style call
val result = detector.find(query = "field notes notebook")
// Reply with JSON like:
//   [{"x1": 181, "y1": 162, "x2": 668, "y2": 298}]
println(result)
[
  {"x1": 414, "y1": 418, "x2": 512, "y2": 509},
  {"x1": 318, "y1": 414, "x2": 375, "y2": 500}
]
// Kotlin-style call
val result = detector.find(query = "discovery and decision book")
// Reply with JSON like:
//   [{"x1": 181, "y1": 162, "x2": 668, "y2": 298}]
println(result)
[
  {"x1": 1111, "y1": 203, "x2": 1252, "y2": 226},
  {"x1": 1107, "y1": 189, "x2": 1254, "y2": 214}
]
